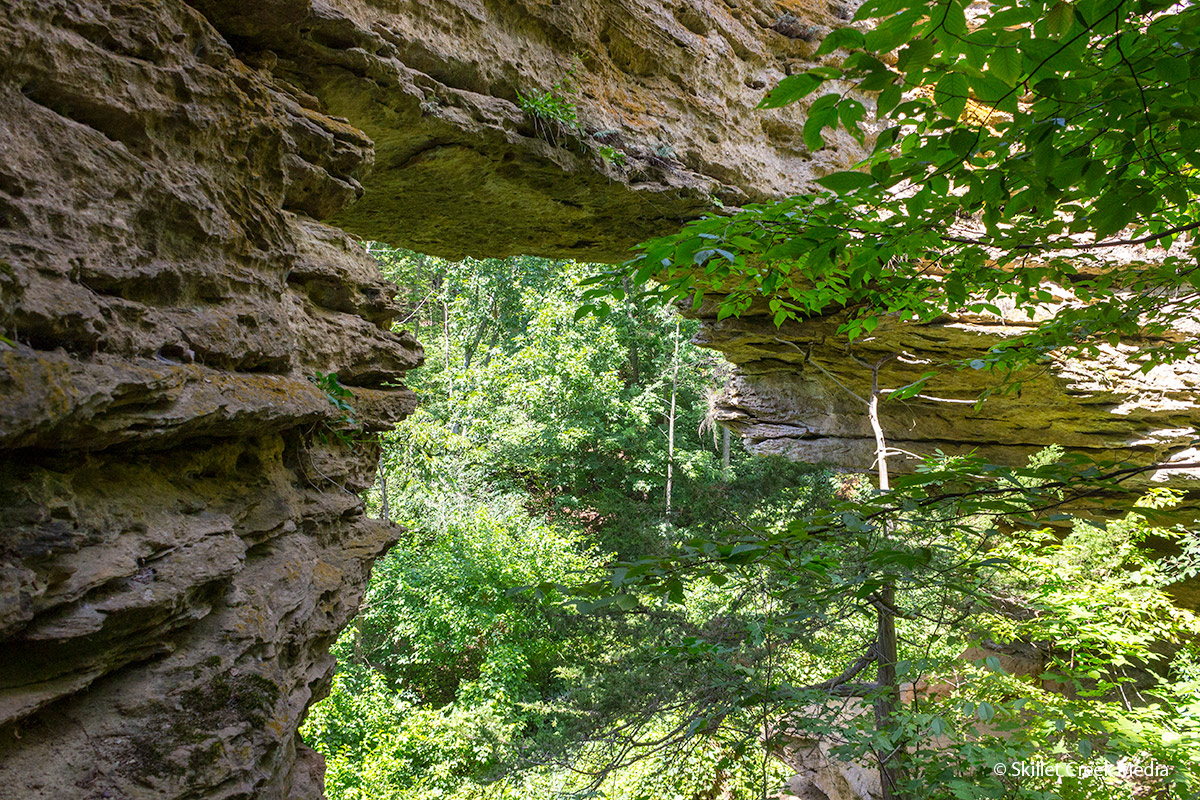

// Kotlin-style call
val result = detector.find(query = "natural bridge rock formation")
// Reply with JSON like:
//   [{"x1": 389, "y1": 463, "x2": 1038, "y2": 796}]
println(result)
[
  {"x1": 0, "y1": 0, "x2": 854, "y2": 797},
  {"x1": 186, "y1": 0, "x2": 867, "y2": 262},
  {"x1": 1, "y1": 0, "x2": 1197, "y2": 797}
]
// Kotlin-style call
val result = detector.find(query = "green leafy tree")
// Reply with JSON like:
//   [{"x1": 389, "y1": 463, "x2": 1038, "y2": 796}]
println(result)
[
  {"x1": 305, "y1": 252, "x2": 843, "y2": 800},
  {"x1": 558, "y1": 452, "x2": 1200, "y2": 799}
]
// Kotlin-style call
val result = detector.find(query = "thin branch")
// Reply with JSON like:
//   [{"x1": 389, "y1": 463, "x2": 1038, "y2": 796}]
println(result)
[{"x1": 773, "y1": 337, "x2": 868, "y2": 405}]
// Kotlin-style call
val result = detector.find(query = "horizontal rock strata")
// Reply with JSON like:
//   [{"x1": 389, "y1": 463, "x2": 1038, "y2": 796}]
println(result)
[
  {"x1": 693, "y1": 304, "x2": 1200, "y2": 498},
  {"x1": 191, "y1": 0, "x2": 867, "y2": 261},
  {"x1": 0, "y1": 1, "x2": 418, "y2": 797}
]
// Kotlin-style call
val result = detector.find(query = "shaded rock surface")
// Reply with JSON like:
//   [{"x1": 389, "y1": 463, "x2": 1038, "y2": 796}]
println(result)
[
  {"x1": 191, "y1": 0, "x2": 868, "y2": 261},
  {"x1": 0, "y1": 1, "x2": 419, "y2": 797}
]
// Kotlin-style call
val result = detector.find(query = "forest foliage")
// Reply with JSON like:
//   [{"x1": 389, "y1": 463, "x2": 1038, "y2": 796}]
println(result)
[
  {"x1": 303, "y1": 251, "x2": 1200, "y2": 800},
  {"x1": 302, "y1": 252, "x2": 821, "y2": 798}
]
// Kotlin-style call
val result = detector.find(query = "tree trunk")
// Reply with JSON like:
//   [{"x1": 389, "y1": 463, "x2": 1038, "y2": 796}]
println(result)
[
  {"x1": 866, "y1": 355, "x2": 902, "y2": 800},
  {"x1": 623, "y1": 279, "x2": 641, "y2": 386},
  {"x1": 874, "y1": 582, "x2": 900, "y2": 800},
  {"x1": 379, "y1": 466, "x2": 390, "y2": 522},
  {"x1": 442, "y1": 296, "x2": 453, "y2": 400},
  {"x1": 722, "y1": 426, "x2": 730, "y2": 478},
  {"x1": 665, "y1": 318, "x2": 680, "y2": 518},
  {"x1": 443, "y1": 296, "x2": 461, "y2": 435}
]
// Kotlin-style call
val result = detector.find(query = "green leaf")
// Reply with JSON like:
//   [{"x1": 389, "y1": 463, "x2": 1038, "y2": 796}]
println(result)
[
  {"x1": 1046, "y1": 1, "x2": 1074, "y2": 38},
  {"x1": 858, "y1": 68, "x2": 896, "y2": 93},
  {"x1": 1093, "y1": 197, "x2": 1135, "y2": 239},
  {"x1": 935, "y1": 72, "x2": 969, "y2": 120},
  {"x1": 760, "y1": 72, "x2": 825, "y2": 109},
  {"x1": 854, "y1": 0, "x2": 909, "y2": 21},
  {"x1": 865, "y1": 9, "x2": 920, "y2": 51},
  {"x1": 969, "y1": 74, "x2": 1015, "y2": 110},
  {"x1": 816, "y1": 171, "x2": 875, "y2": 193},
  {"x1": 877, "y1": 82, "x2": 903, "y2": 117},
  {"x1": 803, "y1": 94, "x2": 840, "y2": 151},
  {"x1": 888, "y1": 371, "x2": 937, "y2": 400},
  {"x1": 897, "y1": 38, "x2": 935, "y2": 78},
  {"x1": 666, "y1": 579, "x2": 685, "y2": 604},
  {"x1": 838, "y1": 99, "x2": 868, "y2": 138},
  {"x1": 1155, "y1": 55, "x2": 1190, "y2": 84},
  {"x1": 940, "y1": 0, "x2": 968, "y2": 37},
  {"x1": 613, "y1": 593, "x2": 638, "y2": 611},
  {"x1": 989, "y1": 46, "x2": 1023, "y2": 85},
  {"x1": 816, "y1": 26, "x2": 865, "y2": 56}
]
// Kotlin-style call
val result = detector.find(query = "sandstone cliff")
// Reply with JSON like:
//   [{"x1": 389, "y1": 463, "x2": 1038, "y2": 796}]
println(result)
[
  {"x1": 190, "y1": 0, "x2": 867, "y2": 261},
  {"x1": 692, "y1": 301, "x2": 1200, "y2": 498},
  {"x1": 0, "y1": 1, "x2": 422, "y2": 796}
]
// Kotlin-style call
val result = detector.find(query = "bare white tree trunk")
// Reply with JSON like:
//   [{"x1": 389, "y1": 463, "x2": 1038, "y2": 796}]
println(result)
[
  {"x1": 443, "y1": 297, "x2": 453, "y2": 401},
  {"x1": 379, "y1": 466, "x2": 390, "y2": 522},
  {"x1": 865, "y1": 355, "x2": 900, "y2": 800},
  {"x1": 665, "y1": 318, "x2": 680, "y2": 518},
  {"x1": 722, "y1": 426, "x2": 730, "y2": 478}
]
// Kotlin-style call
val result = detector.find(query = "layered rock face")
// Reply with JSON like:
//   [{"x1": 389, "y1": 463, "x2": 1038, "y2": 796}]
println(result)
[
  {"x1": 190, "y1": 0, "x2": 867, "y2": 261},
  {"x1": 694, "y1": 302, "x2": 1200, "y2": 498},
  {"x1": 0, "y1": 1, "x2": 420, "y2": 796}
]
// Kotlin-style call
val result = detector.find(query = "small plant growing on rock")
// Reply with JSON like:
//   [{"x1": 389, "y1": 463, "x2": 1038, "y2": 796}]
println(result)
[
  {"x1": 597, "y1": 144, "x2": 627, "y2": 167},
  {"x1": 517, "y1": 71, "x2": 580, "y2": 145},
  {"x1": 310, "y1": 371, "x2": 362, "y2": 446},
  {"x1": 516, "y1": 88, "x2": 577, "y2": 127}
]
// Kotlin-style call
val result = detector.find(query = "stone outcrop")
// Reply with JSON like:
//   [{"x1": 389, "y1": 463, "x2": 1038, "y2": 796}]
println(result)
[
  {"x1": 692, "y1": 300, "x2": 1200, "y2": 502},
  {"x1": 775, "y1": 731, "x2": 880, "y2": 800},
  {"x1": 191, "y1": 0, "x2": 868, "y2": 261},
  {"x1": 0, "y1": 1, "x2": 421, "y2": 797},
  {"x1": 0, "y1": 0, "x2": 859, "y2": 797}
]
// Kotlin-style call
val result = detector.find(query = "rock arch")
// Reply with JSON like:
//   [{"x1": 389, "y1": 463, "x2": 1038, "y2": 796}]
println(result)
[{"x1": 0, "y1": 1, "x2": 1194, "y2": 797}]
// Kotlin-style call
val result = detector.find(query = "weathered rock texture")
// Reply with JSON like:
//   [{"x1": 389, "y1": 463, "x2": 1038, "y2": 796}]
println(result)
[
  {"x1": 0, "y1": 1, "x2": 423, "y2": 797},
  {"x1": 0, "y1": 0, "x2": 860, "y2": 797},
  {"x1": 692, "y1": 300, "x2": 1200, "y2": 502},
  {"x1": 191, "y1": 0, "x2": 868, "y2": 261}
]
